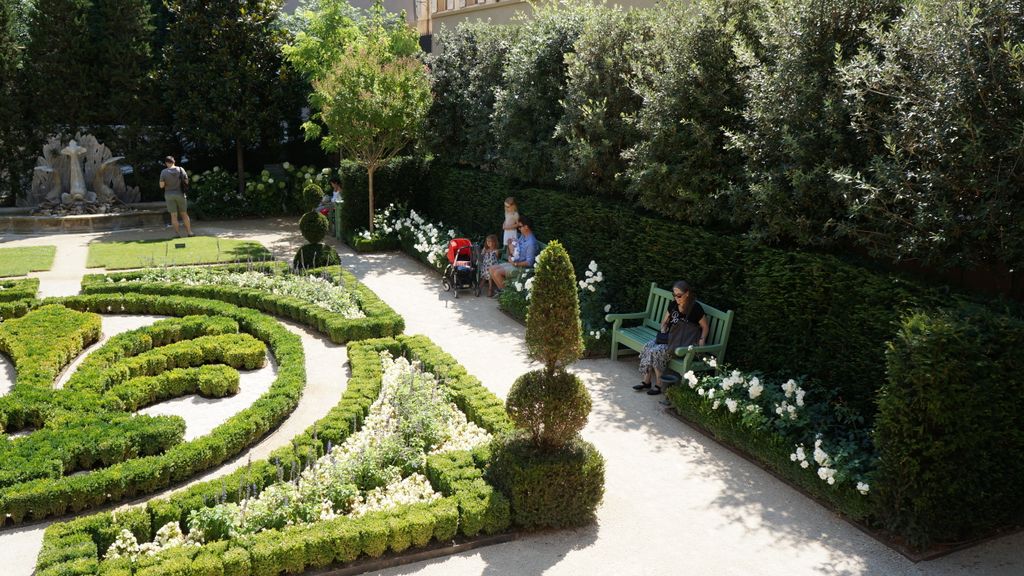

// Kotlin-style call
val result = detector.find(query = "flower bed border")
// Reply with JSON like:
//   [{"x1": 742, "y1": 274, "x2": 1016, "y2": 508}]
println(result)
[
  {"x1": 80, "y1": 264, "x2": 404, "y2": 344},
  {"x1": 0, "y1": 293, "x2": 306, "y2": 528},
  {"x1": 36, "y1": 334, "x2": 514, "y2": 576}
]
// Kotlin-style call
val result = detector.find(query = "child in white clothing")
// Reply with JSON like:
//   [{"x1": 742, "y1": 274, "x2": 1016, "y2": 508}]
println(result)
[{"x1": 502, "y1": 197, "x2": 519, "y2": 258}]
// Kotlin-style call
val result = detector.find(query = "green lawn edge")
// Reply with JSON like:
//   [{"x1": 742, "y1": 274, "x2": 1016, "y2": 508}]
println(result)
[
  {"x1": 0, "y1": 246, "x2": 56, "y2": 278},
  {"x1": 85, "y1": 238, "x2": 272, "y2": 270}
]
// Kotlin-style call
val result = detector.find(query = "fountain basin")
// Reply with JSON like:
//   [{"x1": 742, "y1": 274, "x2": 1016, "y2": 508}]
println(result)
[{"x1": 0, "y1": 203, "x2": 166, "y2": 234}]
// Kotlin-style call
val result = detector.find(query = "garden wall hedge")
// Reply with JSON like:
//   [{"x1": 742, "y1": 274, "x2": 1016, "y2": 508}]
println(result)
[
  {"x1": 418, "y1": 165, "x2": 975, "y2": 419},
  {"x1": 36, "y1": 335, "x2": 512, "y2": 576},
  {"x1": 874, "y1": 305, "x2": 1024, "y2": 547},
  {"x1": 338, "y1": 156, "x2": 431, "y2": 237},
  {"x1": 80, "y1": 264, "x2": 404, "y2": 344},
  {"x1": 0, "y1": 294, "x2": 306, "y2": 526}
]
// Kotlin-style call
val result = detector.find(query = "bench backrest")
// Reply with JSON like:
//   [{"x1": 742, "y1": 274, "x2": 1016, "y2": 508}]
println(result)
[{"x1": 643, "y1": 282, "x2": 734, "y2": 350}]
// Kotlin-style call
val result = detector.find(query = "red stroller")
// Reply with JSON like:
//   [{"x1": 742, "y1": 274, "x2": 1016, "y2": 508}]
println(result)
[{"x1": 442, "y1": 238, "x2": 481, "y2": 298}]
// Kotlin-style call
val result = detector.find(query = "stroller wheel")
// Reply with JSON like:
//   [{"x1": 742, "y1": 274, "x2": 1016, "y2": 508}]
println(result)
[{"x1": 442, "y1": 278, "x2": 452, "y2": 292}]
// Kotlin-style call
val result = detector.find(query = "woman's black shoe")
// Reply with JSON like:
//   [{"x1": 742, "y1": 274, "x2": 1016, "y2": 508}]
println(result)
[
  {"x1": 632, "y1": 382, "x2": 652, "y2": 391},
  {"x1": 646, "y1": 386, "x2": 663, "y2": 396}
]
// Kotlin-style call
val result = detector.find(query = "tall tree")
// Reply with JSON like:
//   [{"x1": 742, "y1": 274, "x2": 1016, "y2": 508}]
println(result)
[
  {"x1": 163, "y1": 0, "x2": 293, "y2": 195},
  {"x1": 22, "y1": 0, "x2": 96, "y2": 132},
  {"x1": 305, "y1": 28, "x2": 430, "y2": 233},
  {"x1": 0, "y1": 0, "x2": 31, "y2": 204}
]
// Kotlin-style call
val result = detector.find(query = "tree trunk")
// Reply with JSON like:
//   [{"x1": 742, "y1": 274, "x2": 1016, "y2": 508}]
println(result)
[
  {"x1": 368, "y1": 165, "x2": 375, "y2": 234},
  {"x1": 236, "y1": 140, "x2": 245, "y2": 197}
]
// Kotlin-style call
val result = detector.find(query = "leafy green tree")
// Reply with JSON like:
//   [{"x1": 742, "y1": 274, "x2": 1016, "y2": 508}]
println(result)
[
  {"x1": 624, "y1": 0, "x2": 757, "y2": 224},
  {"x1": 22, "y1": 0, "x2": 96, "y2": 131},
  {"x1": 492, "y1": 4, "x2": 588, "y2": 185},
  {"x1": 554, "y1": 5, "x2": 652, "y2": 197},
  {"x1": 728, "y1": 0, "x2": 900, "y2": 246},
  {"x1": 305, "y1": 27, "x2": 430, "y2": 234},
  {"x1": 837, "y1": 0, "x2": 1024, "y2": 269},
  {"x1": 163, "y1": 0, "x2": 295, "y2": 196},
  {"x1": 425, "y1": 21, "x2": 518, "y2": 168},
  {"x1": 0, "y1": 0, "x2": 31, "y2": 204}
]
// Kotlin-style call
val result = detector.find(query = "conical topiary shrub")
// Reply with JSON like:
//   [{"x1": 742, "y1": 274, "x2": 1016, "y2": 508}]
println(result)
[{"x1": 491, "y1": 241, "x2": 605, "y2": 529}]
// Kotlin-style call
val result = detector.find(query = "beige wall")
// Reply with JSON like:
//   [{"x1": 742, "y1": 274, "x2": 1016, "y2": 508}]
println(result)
[{"x1": 429, "y1": 0, "x2": 663, "y2": 51}]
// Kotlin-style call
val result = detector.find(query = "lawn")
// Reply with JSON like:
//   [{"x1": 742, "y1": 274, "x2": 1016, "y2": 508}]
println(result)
[
  {"x1": 86, "y1": 237, "x2": 273, "y2": 269},
  {"x1": 0, "y1": 245, "x2": 57, "y2": 277}
]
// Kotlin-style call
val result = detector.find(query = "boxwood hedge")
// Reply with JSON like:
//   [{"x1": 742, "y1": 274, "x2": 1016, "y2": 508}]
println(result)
[
  {"x1": 80, "y1": 264, "x2": 404, "y2": 344},
  {"x1": 0, "y1": 294, "x2": 306, "y2": 526},
  {"x1": 0, "y1": 277, "x2": 40, "y2": 303},
  {"x1": 36, "y1": 334, "x2": 513, "y2": 576}
]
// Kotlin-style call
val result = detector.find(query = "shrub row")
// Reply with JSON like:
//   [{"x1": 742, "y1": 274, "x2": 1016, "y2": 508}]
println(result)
[
  {"x1": 0, "y1": 298, "x2": 37, "y2": 322},
  {"x1": 80, "y1": 265, "x2": 404, "y2": 344},
  {"x1": 39, "y1": 334, "x2": 513, "y2": 575},
  {"x1": 0, "y1": 304, "x2": 102, "y2": 389},
  {"x1": 0, "y1": 315, "x2": 241, "y2": 433},
  {"x1": 67, "y1": 333, "x2": 265, "y2": 395},
  {"x1": 0, "y1": 277, "x2": 39, "y2": 302},
  {"x1": 0, "y1": 413, "x2": 185, "y2": 489},
  {"x1": 874, "y1": 305, "x2": 1024, "y2": 547},
  {"x1": 106, "y1": 365, "x2": 241, "y2": 412},
  {"x1": 0, "y1": 293, "x2": 306, "y2": 526}
]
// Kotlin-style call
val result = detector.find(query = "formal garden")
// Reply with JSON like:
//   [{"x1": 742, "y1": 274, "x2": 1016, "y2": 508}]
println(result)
[{"x1": 1, "y1": 0, "x2": 1023, "y2": 574}]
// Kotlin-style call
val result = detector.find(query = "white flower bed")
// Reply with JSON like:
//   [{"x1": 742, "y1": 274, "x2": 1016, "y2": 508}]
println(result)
[{"x1": 108, "y1": 268, "x2": 364, "y2": 319}]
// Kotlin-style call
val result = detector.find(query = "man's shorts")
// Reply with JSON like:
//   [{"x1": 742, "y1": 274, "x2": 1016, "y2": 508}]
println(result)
[
  {"x1": 495, "y1": 262, "x2": 517, "y2": 274},
  {"x1": 165, "y1": 193, "x2": 187, "y2": 214}
]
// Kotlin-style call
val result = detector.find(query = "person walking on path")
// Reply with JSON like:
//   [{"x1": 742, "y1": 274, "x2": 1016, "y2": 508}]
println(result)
[{"x1": 159, "y1": 155, "x2": 194, "y2": 237}]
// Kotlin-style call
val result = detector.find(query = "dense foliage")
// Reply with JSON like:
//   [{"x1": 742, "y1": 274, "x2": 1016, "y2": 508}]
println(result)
[
  {"x1": 299, "y1": 210, "x2": 329, "y2": 244},
  {"x1": 423, "y1": 0, "x2": 1024, "y2": 277},
  {"x1": 875, "y1": 305, "x2": 1024, "y2": 547},
  {"x1": 163, "y1": 0, "x2": 299, "y2": 196},
  {"x1": 0, "y1": 0, "x2": 30, "y2": 205},
  {"x1": 837, "y1": 0, "x2": 1024, "y2": 268}
]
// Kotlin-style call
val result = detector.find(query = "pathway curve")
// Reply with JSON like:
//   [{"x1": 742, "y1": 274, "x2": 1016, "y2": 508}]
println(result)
[{"x1": 333, "y1": 241, "x2": 1024, "y2": 576}]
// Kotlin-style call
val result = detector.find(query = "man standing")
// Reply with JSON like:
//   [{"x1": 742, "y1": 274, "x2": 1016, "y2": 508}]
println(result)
[
  {"x1": 159, "y1": 156, "x2": 194, "y2": 237},
  {"x1": 489, "y1": 215, "x2": 538, "y2": 294}
]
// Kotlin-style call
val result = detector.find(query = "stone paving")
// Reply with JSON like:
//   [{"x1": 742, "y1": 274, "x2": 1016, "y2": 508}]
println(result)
[{"x1": 0, "y1": 219, "x2": 1021, "y2": 576}]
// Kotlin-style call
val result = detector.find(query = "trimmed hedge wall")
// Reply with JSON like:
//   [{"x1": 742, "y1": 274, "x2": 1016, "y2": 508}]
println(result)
[
  {"x1": 338, "y1": 156, "x2": 431, "y2": 237},
  {"x1": 0, "y1": 277, "x2": 39, "y2": 302},
  {"x1": 80, "y1": 264, "x2": 404, "y2": 344},
  {"x1": 0, "y1": 304, "x2": 102, "y2": 389},
  {"x1": 0, "y1": 294, "x2": 306, "y2": 526},
  {"x1": 874, "y1": 305, "x2": 1024, "y2": 547},
  {"x1": 419, "y1": 165, "x2": 977, "y2": 419},
  {"x1": 37, "y1": 334, "x2": 512, "y2": 576}
]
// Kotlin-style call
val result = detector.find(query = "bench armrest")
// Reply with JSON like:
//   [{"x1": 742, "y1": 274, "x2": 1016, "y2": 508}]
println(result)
[
  {"x1": 672, "y1": 343, "x2": 725, "y2": 357},
  {"x1": 605, "y1": 312, "x2": 646, "y2": 322}
]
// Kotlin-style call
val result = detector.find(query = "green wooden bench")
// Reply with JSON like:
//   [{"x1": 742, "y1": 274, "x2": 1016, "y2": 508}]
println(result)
[{"x1": 605, "y1": 282, "x2": 735, "y2": 375}]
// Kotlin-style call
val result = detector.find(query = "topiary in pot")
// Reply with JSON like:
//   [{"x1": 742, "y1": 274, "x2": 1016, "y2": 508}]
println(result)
[{"x1": 299, "y1": 211, "x2": 329, "y2": 244}]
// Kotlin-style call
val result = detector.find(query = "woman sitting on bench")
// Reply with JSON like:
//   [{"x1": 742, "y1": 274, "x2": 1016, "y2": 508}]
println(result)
[{"x1": 634, "y1": 280, "x2": 709, "y2": 396}]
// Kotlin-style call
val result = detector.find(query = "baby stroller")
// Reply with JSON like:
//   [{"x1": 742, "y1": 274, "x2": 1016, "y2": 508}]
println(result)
[{"x1": 442, "y1": 238, "x2": 481, "y2": 298}]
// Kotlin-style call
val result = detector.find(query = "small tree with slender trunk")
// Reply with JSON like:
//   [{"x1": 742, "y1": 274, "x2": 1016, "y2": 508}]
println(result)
[{"x1": 304, "y1": 37, "x2": 430, "y2": 234}]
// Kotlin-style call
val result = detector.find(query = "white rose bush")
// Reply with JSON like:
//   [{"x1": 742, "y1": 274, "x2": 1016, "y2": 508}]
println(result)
[{"x1": 671, "y1": 365, "x2": 875, "y2": 511}]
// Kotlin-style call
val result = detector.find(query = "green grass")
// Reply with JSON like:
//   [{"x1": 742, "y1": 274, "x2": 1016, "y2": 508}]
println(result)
[
  {"x1": 0, "y1": 246, "x2": 57, "y2": 277},
  {"x1": 86, "y1": 237, "x2": 273, "y2": 270}
]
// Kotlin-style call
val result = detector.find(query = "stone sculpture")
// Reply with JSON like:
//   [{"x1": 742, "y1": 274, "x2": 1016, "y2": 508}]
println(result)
[{"x1": 29, "y1": 132, "x2": 140, "y2": 215}]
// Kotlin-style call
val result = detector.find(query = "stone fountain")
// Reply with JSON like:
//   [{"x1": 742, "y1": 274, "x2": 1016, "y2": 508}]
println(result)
[{"x1": 29, "y1": 133, "x2": 141, "y2": 215}]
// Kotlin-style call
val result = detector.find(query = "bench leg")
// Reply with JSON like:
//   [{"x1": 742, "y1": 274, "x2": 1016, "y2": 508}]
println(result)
[{"x1": 610, "y1": 334, "x2": 619, "y2": 361}]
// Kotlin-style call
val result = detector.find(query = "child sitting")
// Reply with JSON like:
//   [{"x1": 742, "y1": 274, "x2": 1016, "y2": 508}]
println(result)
[{"x1": 480, "y1": 234, "x2": 501, "y2": 297}]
